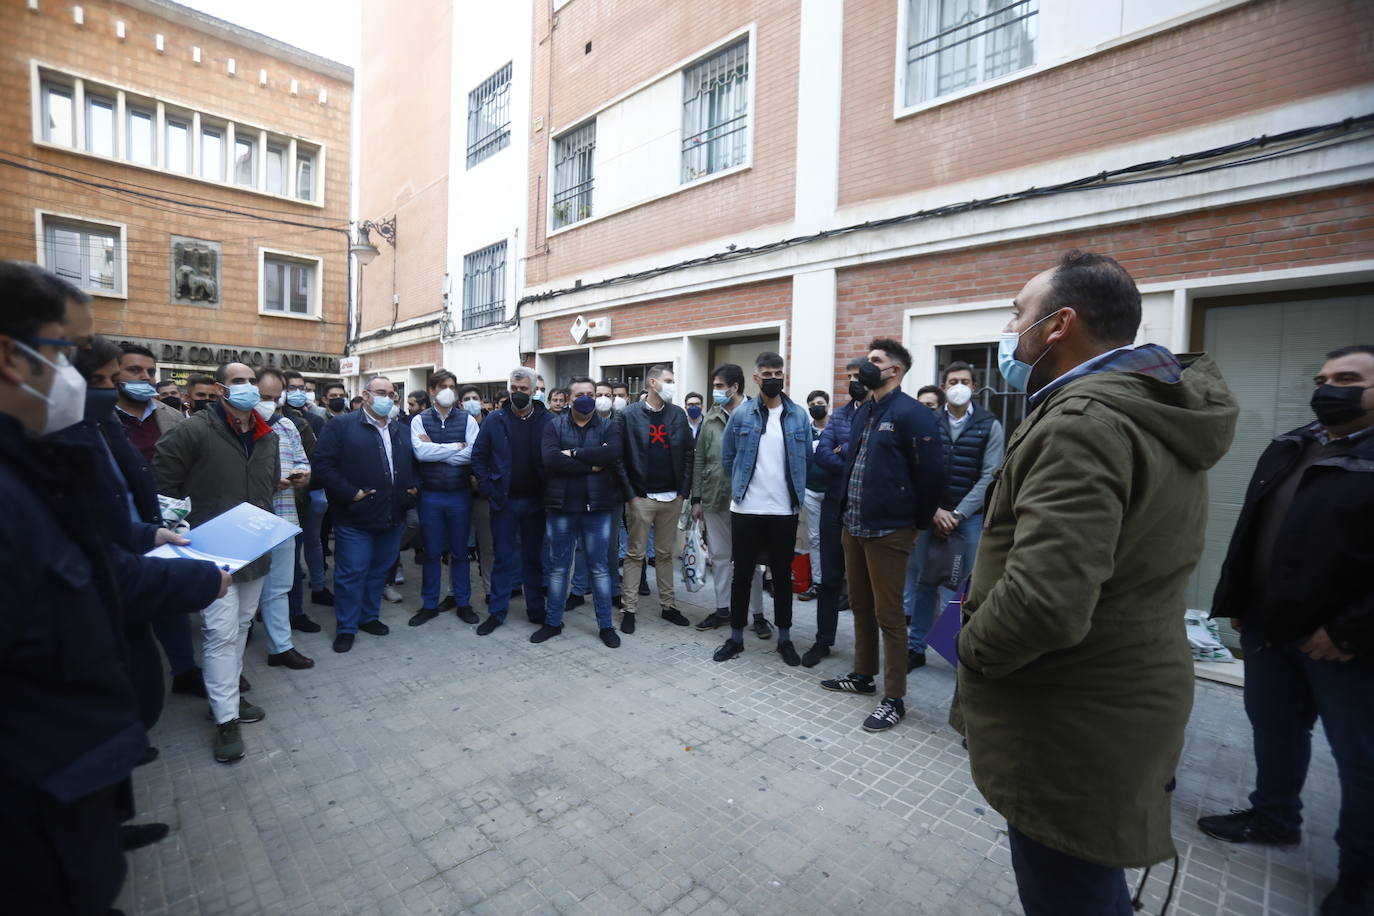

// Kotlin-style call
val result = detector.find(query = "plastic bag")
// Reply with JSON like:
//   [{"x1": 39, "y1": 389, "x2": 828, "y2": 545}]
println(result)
[
  {"x1": 681, "y1": 521, "x2": 707, "y2": 593},
  {"x1": 158, "y1": 495, "x2": 192, "y2": 534},
  {"x1": 1185, "y1": 609, "x2": 1234, "y2": 662}
]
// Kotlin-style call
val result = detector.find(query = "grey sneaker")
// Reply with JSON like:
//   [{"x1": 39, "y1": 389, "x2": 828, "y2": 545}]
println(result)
[
  {"x1": 238, "y1": 698, "x2": 266, "y2": 723},
  {"x1": 382, "y1": 585, "x2": 403, "y2": 603},
  {"x1": 213, "y1": 719, "x2": 245, "y2": 763},
  {"x1": 752, "y1": 615, "x2": 773, "y2": 640}
]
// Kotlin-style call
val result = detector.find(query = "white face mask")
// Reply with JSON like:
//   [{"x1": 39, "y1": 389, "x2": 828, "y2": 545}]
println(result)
[
  {"x1": 17, "y1": 342, "x2": 86, "y2": 435},
  {"x1": 596, "y1": 395, "x2": 613, "y2": 414},
  {"x1": 945, "y1": 383, "x2": 973, "y2": 407},
  {"x1": 657, "y1": 382, "x2": 676, "y2": 403},
  {"x1": 612, "y1": 395, "x2": 627, "y2": 410},
  {"x1": 253, "y1": 401, "x2": 276, "y2": 423},
  {"x1": 304, "y1": 391, "x2": 316, "y2": 403},
  {"x1": 435, "y1": 388, "x2": 457, "y2": 409}
]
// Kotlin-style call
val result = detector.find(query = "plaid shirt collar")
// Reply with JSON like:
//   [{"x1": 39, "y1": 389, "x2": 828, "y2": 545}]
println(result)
[{"x1": 1029, "y1": 344, "x2": 1183, "y2": 407}]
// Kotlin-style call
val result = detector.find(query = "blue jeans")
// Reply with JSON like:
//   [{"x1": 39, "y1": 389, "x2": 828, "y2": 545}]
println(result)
[
  {"x1": 258, "y1": 536, "x2": 297, "y2": 654},
  {"x1": 489, "y1": 496, "x2": 545, "y2": 621},
  {"x1": 150, "y1": 612, "x2": 196, "y2": 676},
  {"x1": 333, "y1": 524, "x2": 404, "y2": 634},
  {"x1": 1008, "y1": 825, "x2": 1131, "y2": 916},
  {"x1": 571, "y1": 541, "x2": 589, "y2": 596},
  {"x1": 302, "y1": 489, "x2": 328, "y2": 591},
  {"x1": 419, "y1": 489, "x2": 474, "y2": 611},
  {"x1": 1242, "y1": 626, "x2": 1373, "y2": 877},
  {"x1": 544, "y1": 511, "x2": 613, "y2": 629},
  {"x1": 573, "y1": 514, "x2": 622, "y2": 598},
  {"x1": 906, "y1": 514, "x2": 982, "y2": 652}
]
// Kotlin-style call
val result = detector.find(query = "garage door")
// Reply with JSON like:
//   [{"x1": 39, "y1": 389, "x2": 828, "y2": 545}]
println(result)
[{"x1": 1188, "y1": 290, "x2": 1374, "y2": 638}]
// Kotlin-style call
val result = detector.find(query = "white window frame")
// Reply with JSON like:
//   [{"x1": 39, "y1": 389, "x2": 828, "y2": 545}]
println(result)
[
  {"x1": 28, "y1": 61, "x2": 330, "y2": 208},
  {"x1": 200, "y1": 122, "x2": 225, "y2": 181},
  {"x1": 899, "y1": 0, "x2": 1038, "y2": 110},
  {"x1": 680, "y1": 37, "x2": 751, "y2": 185},
  {"x1": 551, "y1": 121, "x2": 597, "y2": 230},
  {"x1": 258, "y1": 248, "x2": 323, "y2": 320},
  {"x1": 265, "y1": 143, "x2": 287, "y2": 195},
  {"x1": 34, "y1": 209, "x2": 128, "y2": 299},
  {"x1": 233, "y1": 134, "x2": 256, "y2": 187},
  {"x1": 295, "y1": 146, "x2": 317, "y2": 201},
  {"x1": 125, "y1": 104, "x2": 155, "y2": 166},
  {"x1": 466, "y1": 62, "x2": 513, "y2": 169},
  {"x1": 84, "y1": 91, "x2": 116, "y2": 157}
]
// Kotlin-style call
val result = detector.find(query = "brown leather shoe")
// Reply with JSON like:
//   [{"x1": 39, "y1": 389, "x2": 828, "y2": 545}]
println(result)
[{"x1": 267, "y1": 648, "x2": 315, "y2": 669}]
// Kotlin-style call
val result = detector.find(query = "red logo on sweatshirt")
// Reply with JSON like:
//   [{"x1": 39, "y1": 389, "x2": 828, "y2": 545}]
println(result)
[{"x1": 649, "y1": 423, "x2": 668, "y2": 446}]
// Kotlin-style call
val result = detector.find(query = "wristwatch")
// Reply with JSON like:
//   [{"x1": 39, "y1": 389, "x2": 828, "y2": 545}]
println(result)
[{"x1": 951, "y1": 510, "x2": 965, "y2": 522}]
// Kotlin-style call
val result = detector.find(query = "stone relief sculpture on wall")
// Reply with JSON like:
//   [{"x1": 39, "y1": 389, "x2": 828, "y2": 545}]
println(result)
[{"x1": 171, "y1": 236, "x2": 220, "y2": 305}]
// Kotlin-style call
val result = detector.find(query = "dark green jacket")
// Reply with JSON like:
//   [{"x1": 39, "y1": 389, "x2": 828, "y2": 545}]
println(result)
[
  {"x1": 152, "y1": 405, "x2": 279, "y2": 582},
  {"x1": 690, "y1": 403, "x2": 732, "y2": 512},
  {"x1": 952, "y1": 353, "x2": 1237, "y2": 868}
]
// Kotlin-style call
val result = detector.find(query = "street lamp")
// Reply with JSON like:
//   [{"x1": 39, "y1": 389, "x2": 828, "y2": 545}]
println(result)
[{"x1": 350, "y1": 216, "x2": 396, "y2": 265}]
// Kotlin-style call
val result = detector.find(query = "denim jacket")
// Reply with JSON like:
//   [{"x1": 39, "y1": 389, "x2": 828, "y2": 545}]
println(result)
[{"x1": 720, "y1": 394, "x2": 810, "y2": 507}]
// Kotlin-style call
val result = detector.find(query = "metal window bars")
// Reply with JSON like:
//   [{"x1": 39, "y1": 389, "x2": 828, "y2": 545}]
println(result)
[
  {"x1": 462, "y1": 241, "x2": 506, "y2": 330},
  {"x1": 552, "y1": 121, "x2": 596, "y2": 229},
  {"x1": 906, "y1": 0, "x2": 1037, "y2": 104},
  {"x1": 467, "y1": 62, "x2": 512, "y2": 169},
  {"x1": 681, "y1": 38, "x2": 749, "y2": 183}
]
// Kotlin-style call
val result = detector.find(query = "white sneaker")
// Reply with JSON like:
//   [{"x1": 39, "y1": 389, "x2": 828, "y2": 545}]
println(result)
[
  {"x1": 382, "y1": 585, "x2": 402, "y2": 603},
  {"x1": 394, "y1": 570, "x2": 406, "y2": 585}
]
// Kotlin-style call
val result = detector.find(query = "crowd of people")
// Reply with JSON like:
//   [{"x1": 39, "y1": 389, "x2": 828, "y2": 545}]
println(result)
[{"x1": 4, "y1": 251, "x2": 1370, "y2": 916}]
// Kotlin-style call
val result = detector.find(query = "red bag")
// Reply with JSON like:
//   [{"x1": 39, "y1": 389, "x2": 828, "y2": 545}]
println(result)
[{"x1": 791, "y1": 552, "x2": 811, "y2": 593}]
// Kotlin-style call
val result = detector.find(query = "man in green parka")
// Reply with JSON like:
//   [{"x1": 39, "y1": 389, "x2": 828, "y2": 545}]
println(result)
[{"x1": 951, "y1": 251, "x2": 1238, "y2": 915}]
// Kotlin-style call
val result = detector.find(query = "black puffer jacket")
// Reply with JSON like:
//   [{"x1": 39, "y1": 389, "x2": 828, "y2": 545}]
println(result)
[
  {"x1": 1210, "y1": 422, "x2": 1374, "y2": 655},
  {"x1": 542, "y1": 412, "x2": 623, "y2": 511}
]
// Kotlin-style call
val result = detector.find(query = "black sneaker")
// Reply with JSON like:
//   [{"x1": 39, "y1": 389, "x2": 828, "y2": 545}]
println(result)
[
  {"x1": 438, "y1": 595, "x2": 457, "y2": 612},
  {"x1": 696, "y1": 609, "x2": 730, "y2": 630},
  {"x1": 455, "y1": 605, "x2": 479, "y2": 624},
  {"x1": 820, "y1": 673, "x2": 876, "y2": 695},
  {"x1": 637, "y1": 579, "x2": 651, "y2": 596},
  {"x1": 530, "y1": 624, "x2": 563, "y2": 643},
  {"x1": 612, "y1": 595, "x2": 623, "y2": 609},
  {"x1": 170, "y1": 667, "x2": 208, "y2": 698},
  {"x1": 408, "y1": 608, "x2": 439, "y2": 627},
  {"x1": 600, "y1": 627, "x2": 621, "y2": 648},
  {"x1": 777, "y1": 640, "x2": 801, "y2": 667},
  {"x1": 621, "y1": 611, "x2": 636, "y2": 634},
  {"x1": 907, "y1": 649, "x2": 927, "y2": 671},
  {"x1": 1197, "y1": 809, "x2": 1301, "y2": 846},
  {"x1": 801, "y1": 643, "x2": 830, "y2": 668},
  {"x1": 332, "y1": 633, "x2": 354, "y2": 653},
  {"x1": 713, "y1": 638, "x2": 744, "y2": 662},
  {"x1": 476, "y1": 615, "x2": 503, "y2": 636},
  {"x1": 661, "y1": 607, "x2": 690, "y2": 627},
  {"x1": 291, "y1": 614, "x2": 322, "y2": 633},
  {"x1": 863, "y1": 697, "x2": 906, "y2": 732},
  {"x1": 311, "y1": 588, "x2": 335, "y2": 607},
  {"x1": 566, "y1": 594, "x2": 586, "y2": 609},
  {"x1": 798, "y1": 585, "x2": 818, "y2": 602},
  {"x1": 359, "y1": 620, "x2": 390, "y2": 636},
  {"x1": 752, "y1": 616, "x2": 773, "y2": 640}
]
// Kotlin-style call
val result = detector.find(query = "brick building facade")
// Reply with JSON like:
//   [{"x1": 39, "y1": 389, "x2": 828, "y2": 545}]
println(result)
[
  {"x1": 0, "y1": 0, "x2": 352, "y2": 383},
  {"x1": 519, "y1": 0, "x2": 1373, "y2": 612}
]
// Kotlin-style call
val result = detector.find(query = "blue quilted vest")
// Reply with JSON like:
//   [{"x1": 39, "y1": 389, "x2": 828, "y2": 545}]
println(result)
[
  {"x1": 416, "y1": 407, "x2": 470, "y2": 492},
  {"x1": 939, "y1": 408, "x2": 995, "y2": 512}
]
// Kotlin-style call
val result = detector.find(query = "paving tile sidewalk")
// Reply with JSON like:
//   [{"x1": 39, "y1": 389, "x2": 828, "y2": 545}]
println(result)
[{"x1": 118, "y1": 555, "x2": 1340, "y2": 915}]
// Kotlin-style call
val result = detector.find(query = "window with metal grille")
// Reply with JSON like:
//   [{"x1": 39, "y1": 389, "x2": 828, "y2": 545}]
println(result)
[
  {"x1": 552, "y1": 121, "x2": 596, "y2": 230},
  {"x1": 462, "y1": 241, "x2": 506, "y2": 330},
  {"x1": 905, "y1": 0, "x2": 1037, "y2": 106},
  {"x1": 681, "y1": 38, "x2": 749, "y2": 183},
  {"x1": 467, "y1": 63, "x2": 512, "y2": 168}
]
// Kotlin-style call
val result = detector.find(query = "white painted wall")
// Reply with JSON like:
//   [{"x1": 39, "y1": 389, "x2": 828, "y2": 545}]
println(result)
[{"x1": 443, "y1": 0, "x2": 530, "y2": 379}]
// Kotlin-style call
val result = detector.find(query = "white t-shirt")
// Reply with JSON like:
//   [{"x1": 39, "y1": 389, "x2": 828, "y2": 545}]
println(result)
[{"x1": 731, "y1": 404, "x2": 796, "y2": 516}]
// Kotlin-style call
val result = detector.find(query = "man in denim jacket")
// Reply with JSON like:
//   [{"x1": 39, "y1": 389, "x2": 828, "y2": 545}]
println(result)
[{"x1": 712, "y1": 351, "x2": 812, "y2": 667}]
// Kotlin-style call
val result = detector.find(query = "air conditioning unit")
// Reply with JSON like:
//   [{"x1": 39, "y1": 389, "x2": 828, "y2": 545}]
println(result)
[{"x1": 586, "y1": 316, "x2": 613, "y2": 340}]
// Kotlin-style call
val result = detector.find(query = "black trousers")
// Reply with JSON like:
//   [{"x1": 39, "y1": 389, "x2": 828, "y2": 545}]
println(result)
[
  {"x1": 1008, "y1": 825, "x2": 1130, "y2": 916},
  {"x1": 814, "y1": 494, "x2": 845, "y2": 646},
  {"x1": 729, "y1": 512, "x2": 797, "y2": 630}
]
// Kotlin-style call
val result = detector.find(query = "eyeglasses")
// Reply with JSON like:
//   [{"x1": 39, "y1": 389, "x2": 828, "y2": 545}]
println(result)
[{"x1": 26, "y1": 336, "x2": 79, "y2": 363}]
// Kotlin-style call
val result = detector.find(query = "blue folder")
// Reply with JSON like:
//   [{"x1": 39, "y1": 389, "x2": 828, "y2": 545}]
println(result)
[{"x1": 145, "y1": 502, "x2": 301, "y2": 573}]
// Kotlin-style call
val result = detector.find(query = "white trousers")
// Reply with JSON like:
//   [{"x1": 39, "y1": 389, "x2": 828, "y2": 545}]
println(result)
[
  {"x1": 803, "y1": 489, "x2": 824, "y2": 585},
  {"x1": 703, "y1": 509, "x2": 763, "y2": 615},
  {"x1": 202, "y1": 576, "x2": 266, "y2": 724}
]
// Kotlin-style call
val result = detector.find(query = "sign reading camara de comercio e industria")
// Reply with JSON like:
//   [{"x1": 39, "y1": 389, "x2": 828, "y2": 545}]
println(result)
[{"x1": 111, "y1": 336, "x2": 342, "y2": 375}]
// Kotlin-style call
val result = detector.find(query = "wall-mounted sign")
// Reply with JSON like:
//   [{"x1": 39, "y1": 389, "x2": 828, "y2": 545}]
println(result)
[
  {"x1": 339, "y1": 356, "x2": 360, "y2": 376},
  {"x1": 110, "y1": 335, "x2": 342, "y2": 375}
]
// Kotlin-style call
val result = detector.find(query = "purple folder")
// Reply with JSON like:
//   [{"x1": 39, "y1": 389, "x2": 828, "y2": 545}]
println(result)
[{"x1": 927, "y1": 592, "x2": 964, "y2": 668}]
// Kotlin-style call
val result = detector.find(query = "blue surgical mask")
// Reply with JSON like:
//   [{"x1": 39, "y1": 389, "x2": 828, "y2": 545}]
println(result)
[
  {"x1": 533, "y1": 390, "x2": 546, "y2": 402},
  {"x1": 997, "y1": 310, "x2": 1063, "y2": 393},
  {"x1": 224, "y1": 383, "x2": 260, "y2": 411},
  {"x1": 120, "y1": 380, "x2": 157, "y2": 403},
  {"x1": 369, "y1": 395, "x2": 394, "y2": 418},
  {"x1": 712, "y1": 390, "x2": 729, "y2": 406},
  {"x1": 285, "y1": 390, "x2": 309, "y2": 408},
  {"x1": 462, "y1": 399, "x2": 482, "y2": 417}
]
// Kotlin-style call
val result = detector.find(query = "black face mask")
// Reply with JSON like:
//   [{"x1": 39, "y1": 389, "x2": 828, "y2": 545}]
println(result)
[
  {"x1": 190, "y1": 398, "x2": 212, "y2": 413},
  {"x1": 856, "y1": 361, "x2": 886, "y2": 390},
  {"x1": 759, "y1": 378, "x2": 785, "y2": 399},
  {"x1": 1311, "y1": 384, "x2": 1370, "y2": 427},
  {"x1": 848, "y1": 380, "x2": 867, "y2": 401},
  {"x1": 160, "y1": 395, "x2": 183, "y2": 411},
  {"x1": 509, "y1": 390, "x2": 532, "y2": 410},
  {"x1": 808, "y1": 404, "x2": 827, "y2": 421},
  {"x1": 328, "y1": 397, "x2": 347, "y2": 413}
]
